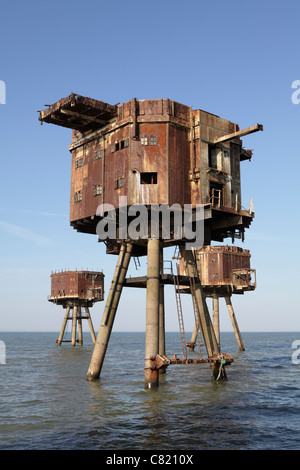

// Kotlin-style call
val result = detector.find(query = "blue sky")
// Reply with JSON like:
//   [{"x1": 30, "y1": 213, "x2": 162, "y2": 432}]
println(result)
[{"x1": 0, "y1": 0, "x2": 299, "y2": 333}]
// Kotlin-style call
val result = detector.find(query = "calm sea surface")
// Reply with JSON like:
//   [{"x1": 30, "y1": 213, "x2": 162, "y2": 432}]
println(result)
[{"x1": 0, "y1": 331, "x2": 300, "y2": 450}]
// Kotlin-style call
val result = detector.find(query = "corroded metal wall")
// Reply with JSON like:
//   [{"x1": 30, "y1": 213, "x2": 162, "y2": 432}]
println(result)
[
  {"x1": 179, "y1": 245, "x2": 256, "y2": 295},
  {"x1": 39, "y1": 94, "x2": 260, "y2": 242},
  {"x1": 49, "y1": 270, "x2": 104, "y2": 304}
]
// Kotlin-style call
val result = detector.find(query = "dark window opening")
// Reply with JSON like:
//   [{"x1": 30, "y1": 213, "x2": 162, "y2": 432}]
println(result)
[
  {"x1": 120, "y1": 139, "x2": 129, "y2": 149},
  {"x1": 208, "y1": 145, "x2": 218, "y2": 169},
  {"x1": 140, "y1": 172, "x2": 157, "y2": 184},
  {"x1": 112, "y1": 139, "x2": 128, "y2": 153}
]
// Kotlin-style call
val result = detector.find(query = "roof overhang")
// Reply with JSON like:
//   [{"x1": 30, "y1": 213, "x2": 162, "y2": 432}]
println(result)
[{"x1": 38, "y1": 93, "x2": 118, "y2": 132}]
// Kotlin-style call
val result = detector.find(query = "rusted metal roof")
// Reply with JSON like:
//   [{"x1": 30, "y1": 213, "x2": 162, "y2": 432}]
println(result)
[{"x1": 39, "y1": 93, "x2": 118, "y2": 132}]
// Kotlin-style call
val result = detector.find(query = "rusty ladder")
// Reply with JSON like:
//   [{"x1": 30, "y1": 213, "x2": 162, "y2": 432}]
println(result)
[
  {"x1": 133, "y1": 256, "x2": 141, "y2": 270},
  {"x1": 173, "y1": 263, "x2": 188, "y2": 360}
]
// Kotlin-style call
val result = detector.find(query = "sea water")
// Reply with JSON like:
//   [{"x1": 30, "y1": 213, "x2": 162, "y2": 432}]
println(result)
[{"x1": 0, "y1": 331, "x2": 299, "y2": 450}]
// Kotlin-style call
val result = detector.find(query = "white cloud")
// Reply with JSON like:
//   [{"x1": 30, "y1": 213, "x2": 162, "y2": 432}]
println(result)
[
  {"x1": 0, "y1": 220, "x2": 54, "y2": 246},
  {"x1": 0, "y1": 208, "x2": 67, "y2": 217}
]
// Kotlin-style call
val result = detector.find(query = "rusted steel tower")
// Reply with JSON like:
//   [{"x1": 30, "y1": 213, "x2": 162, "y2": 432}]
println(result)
[
  {"x1": 39, "y1": 93, "x2": 262, "y2": 387},
  {"x1": 48, "y1": 270, "x2": 104, "y2": 346}
]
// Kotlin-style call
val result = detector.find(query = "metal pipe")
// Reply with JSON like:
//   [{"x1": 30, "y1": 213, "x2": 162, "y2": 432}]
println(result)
[
  {"x1": 189, "y1": 292, "x2": 202, "y2": 350},
  {"x1": 213, "y1": 123, "x2": 263, "y2": 144},
  {"x1": 189, "y1": 323, "x2": 198, "y2": 351},
  {"x1": 213, "y1": 294, "x2": 220, "y2": 348},
  {"x1": 159, "y1": 245, "x2": 166, "y2": 373},
  {"x1": 145, "y1": 238, "x2": 160, "y2": 388},
  {"x1": 86, "y1": 242, "x2": 133, "y2": 381},
  {"x1": 225, "y1": 295, "x2": 245, "y2": 351}
]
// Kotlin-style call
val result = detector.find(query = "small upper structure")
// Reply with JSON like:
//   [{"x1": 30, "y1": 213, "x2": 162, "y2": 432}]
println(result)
[
  {"x1": 48, "y1": 270, "x2": 104, "y2": 307},
  {"x1": 179, "y1": 245, "x2": 256, "y2": 296},
  {"x1": 39, "y1": 94, "x2": 262, "y2": 248}
]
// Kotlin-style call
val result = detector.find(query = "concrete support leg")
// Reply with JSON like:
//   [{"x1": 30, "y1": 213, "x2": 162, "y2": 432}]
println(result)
[
  {"x1": 86, "y1": 307, "x2": 96, "y2": 344},
  {"x1": 145, "y1": 238, "x2": 160, "y2": 388},
  {"x1": 213, "y1": 294, "x2": 220, "y2": 349},
  {"x1": 225, "y1": 295, "x2": 245, "y2": 351},
  {"x1": 78, "y1": 306, "x2": 83, "y2": 346},
  {"x1": 71, "y1": 306, "x2": 77, "y2": 346},
  {"x1": 57, "y1": 306, "x2": 70, "y2": 346},
  {"x1": 180, "y1": 246, "x2": 223, "y2": 380},
  {"x1": 86, "y1": 242, "x2": 133, "y2": 381}
]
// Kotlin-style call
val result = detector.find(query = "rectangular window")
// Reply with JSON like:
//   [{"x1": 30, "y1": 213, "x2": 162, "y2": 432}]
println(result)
[
  {"x1": 74, "y1": 190, "x2": 82, "y2": 202},
  {"x1": 141, "y1": 137, "x2": 148, "y2": 146},
  {"x1": 111, "y1": 142, "x2": 124, "y2": 153},
  {"x1": 120, "y1": 139, "x2": 129, "y2": 150},
  {"x1": 114, "y1": 177, "x2": 125, "y2": 189},
  {"x1": 93, "y1": 185, "x2": 102, "y2": 196},
  {"x1": 140, "y1": 172, "x2": 157, "y2": 184},
  {"x1": 208, "y1": 145, "x2": 218, "y2": 169},
  {"x1": 75, "y1": 158, "x2": 83, "y2": 168},
  {"x1": 150, "y1": 136, "x2": 157, "y2": 146},
  {"x1": 94, "y1": 150, "x2": 103, "y2": 160}
]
